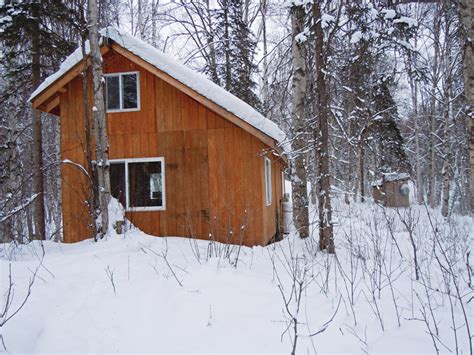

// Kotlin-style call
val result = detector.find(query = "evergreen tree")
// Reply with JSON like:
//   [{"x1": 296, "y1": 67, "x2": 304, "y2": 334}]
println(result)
[
  {"x1": 213, "y1": 0, "x2": 261, "y2": 110},
  {"x1": 0, "y1": 0, "x2": 76, "y2": 241},
  {"x1": 370, "y1": 75, "x2": 411, "y2": 176}
]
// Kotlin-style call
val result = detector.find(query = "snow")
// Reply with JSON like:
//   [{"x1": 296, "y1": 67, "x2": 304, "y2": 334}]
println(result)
[
  {"x1": 0, "y1": 193, "x2": 39, "y2": 223},
  {"x1": 350, "y1": 30, "x2": 363, "y2": 44},
  {"x1": 1, "y1": 198, "x2": 472, "y2": 353},
  {"x1": 381, "y1": 9, "x2": 397, "y2": 20},
  {"x1": 284, "y1": 0, "x2": 313, "y2": 7},
  {"x1": 321, "y1": 14, "x2": 335, "y2": 29},
  {"x1": 29, "y1": 27, "x2": 287, "y2": 149},
  {"x1": 393, "y1": 16, "x2": 418, "y2": 28},
  {"x1": 294, "y1": 29, "x2": 309, "y2": 44},
  {"x1": 371, "y1": 171, "x2": 410, "y2": 187},
  {"x1": 0, "y1": 15, "x2": 12, "y2": 24}
]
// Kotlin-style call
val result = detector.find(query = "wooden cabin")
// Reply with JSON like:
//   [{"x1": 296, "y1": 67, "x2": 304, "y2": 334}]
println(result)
[
  {"x1": 30, "y1": 27, "x2": 288, "y2": 246},
  {"x1": 372, "y1": 173, "x2": 410, "y2": 208}
]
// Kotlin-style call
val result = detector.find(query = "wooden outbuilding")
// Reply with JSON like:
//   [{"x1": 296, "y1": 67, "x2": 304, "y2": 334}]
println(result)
[
  {"x1": 372, "y1": 173, "x2": 410, "y2": 208},
  {"x1": 29, "y1": 27, "x2": 288, "y2": 246}
]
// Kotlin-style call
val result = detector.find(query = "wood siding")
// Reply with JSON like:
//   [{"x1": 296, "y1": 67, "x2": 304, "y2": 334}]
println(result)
[{"x1": 59, "y1": 49, "x2": 285, "y2": 246}]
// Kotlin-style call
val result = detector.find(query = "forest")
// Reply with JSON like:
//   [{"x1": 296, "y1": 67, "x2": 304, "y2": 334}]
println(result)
[{"x1": 0, "y1": 0, "x2": 473, "y2": 353}]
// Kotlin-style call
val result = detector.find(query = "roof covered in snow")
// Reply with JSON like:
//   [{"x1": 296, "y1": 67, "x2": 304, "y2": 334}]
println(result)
[
  {"x1": 372, "y1": 172, "x2": 410, "y2": 186},
  {"x1": 30, "y1": 27, "x2": 286, "y2": 147}
]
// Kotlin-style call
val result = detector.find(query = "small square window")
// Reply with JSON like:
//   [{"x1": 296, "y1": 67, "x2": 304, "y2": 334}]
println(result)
[
  {"x1": 105, "y1": 72, "x2": 140, "y2": 112},
  {"x1": 109, "y1": 158, "x2": 165, "y2": 211}
]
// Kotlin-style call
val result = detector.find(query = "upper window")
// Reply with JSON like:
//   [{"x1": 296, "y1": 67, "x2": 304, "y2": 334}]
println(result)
[
  {"x1": 109, "y1": 157, "x2": 165, "y2": 211},
  {"x1": 264, "y1": 157, "x2": 272, "y2": 206},
  {"x1": 105, "y1": 72, "x2": 140, "y2": 112}
]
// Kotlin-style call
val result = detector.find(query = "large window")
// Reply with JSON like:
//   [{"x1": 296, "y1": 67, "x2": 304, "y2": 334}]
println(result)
[
  {"x1": 105, "y1": 72, "x2": 140, "y2": 112},
  {"x1": 264, "y1": 157, "x2": 272, "y2": 206},
  {"x1": 110, "y1": 158, "x2": 165, "y2": 211}
]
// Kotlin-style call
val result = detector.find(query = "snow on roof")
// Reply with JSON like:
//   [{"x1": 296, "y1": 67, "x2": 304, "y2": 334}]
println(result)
[
  {"x1": 30, "y1": 27, "x2": 287, "y2": 147},
  {"x1": 371, "y1": 172, "x2": 410, "y2": 187}
]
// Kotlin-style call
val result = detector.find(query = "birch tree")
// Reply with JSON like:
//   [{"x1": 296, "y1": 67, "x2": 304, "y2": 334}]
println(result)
[
  {"x1": 88, "y1": 0, "x2": 111, "y2": 237},
  {"x1": 289, "y1": 2, "x2": 309, "y2": 239}
]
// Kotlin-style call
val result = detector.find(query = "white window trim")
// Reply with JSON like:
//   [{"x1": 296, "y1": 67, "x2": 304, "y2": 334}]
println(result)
[
  {"x1": 110, "y1": 157, "x2": 166, "y2": 212},
  {"x1": 264, "y1": 157, "x2": 272, "y2": 206},
  {"x1": 104, "y1": 71, "x2": 141, "y2": 113}
]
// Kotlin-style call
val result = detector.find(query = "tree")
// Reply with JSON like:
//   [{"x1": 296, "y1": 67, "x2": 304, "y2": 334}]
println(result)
[
  {"x1": 213, "y1": 0, "x2": 261, "y2": 109},
  {"x1": 0, "y1": 0, "x2": 76, "y2": 241},
  {"x1": 289, "y1": 2, "x2": 309, "y2": 239},
  {"x1": 370, "y1": 75, "x2": 411, "y2": 177},
  {"x1": 88, "y1": 0, "x2": 111, "y2": 237},
  {"x1": 312, "y1": 0, "x2": 334, "y2": 253},
  {"x1": 459, "y1": 0, "x2": 474, "y2": 211}
]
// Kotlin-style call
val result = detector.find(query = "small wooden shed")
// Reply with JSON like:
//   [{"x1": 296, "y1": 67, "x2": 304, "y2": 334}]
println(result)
[
  {"x1": 372, "y1": 173, "x2": 410, "y2": 208},
  {"x1": 29, "y1": 27, "x2": 288, "y2": 246}
]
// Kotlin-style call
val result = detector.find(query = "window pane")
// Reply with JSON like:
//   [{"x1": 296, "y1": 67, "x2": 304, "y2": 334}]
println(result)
[
  {"x1": 106, "y1": 76, "x2": 120, "y2": 110},
  {"x1": 110, "y1": 163, "x2": 126, "y2": 207},
  {"x1": 122, "y1": 74, "x2": 138, "y2": 109},
  {"x1": 128, "y1": 161, "x2": 162, "y2": 207},
  {"x1": 265, "y1": 159, "x2": 272, "y2": 205}
]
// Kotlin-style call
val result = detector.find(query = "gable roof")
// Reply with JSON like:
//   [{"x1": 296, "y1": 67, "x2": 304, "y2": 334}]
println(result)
[{"x1": 30, "y1": 27, "x2": 287, "y2": 148}]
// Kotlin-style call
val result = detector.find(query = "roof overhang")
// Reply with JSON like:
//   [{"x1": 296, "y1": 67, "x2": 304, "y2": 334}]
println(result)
[{"x1": 31, "y1": 46, "x2": 110, "y2": 115}]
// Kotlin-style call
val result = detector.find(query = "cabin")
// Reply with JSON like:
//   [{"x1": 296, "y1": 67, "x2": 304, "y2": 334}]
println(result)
[
  {"x1": 372, "y1": 172, "x2": 410, "y2": 208},
  {"x1": 29, "y1": 27, "x2": 288, "y2": 246}
]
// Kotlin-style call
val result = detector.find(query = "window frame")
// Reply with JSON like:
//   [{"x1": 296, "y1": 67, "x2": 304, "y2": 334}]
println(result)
[
  {"x1": 109, "y1": 157, "x2": 166, "y2": 212},
  {"x1": 264, "y1": 157, "x2": 272, "y2": 206},
  {"x1": 104, "y1": 71, "x2": 141, "y2": 113}
]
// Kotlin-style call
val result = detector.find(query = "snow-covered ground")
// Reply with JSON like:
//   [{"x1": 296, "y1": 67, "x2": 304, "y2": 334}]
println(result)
[{"x1": 1, "y1": 198, "x2": 473, "y2": 353}]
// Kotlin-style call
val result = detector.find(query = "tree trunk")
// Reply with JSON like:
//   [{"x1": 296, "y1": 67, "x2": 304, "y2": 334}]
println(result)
[
  {"x1": 151, "y1": 0, "x2": 157, "y2": 46},
  {"x1": 222, "y1": 1, "x2": 232, "y2": 91},
  {"x1": 290, "y1": 3, "x2": 309, "y2": 239},
  {"x1": 31, "y1": 2, "x2": 46, "y2": 241},
  {"x1": 407, "y1": 34, "x2": 424, "y2": 205},
  {"x1": 359, "y1": 138, "x2": 365, "y2": 203},
  {"x1": 205, "y1": 0, "x2": 220, "y2": 85},
  {"x1": 459, "y1": 0, "x2": 474, "y2": 212},
  {"x1": 441, "y1": 9, "x2": 453, "y2": 218},
  {"x1": 137, "y1": 0, "x2": 144, "y2": 39},
  {"x1": 88, "y1": 0, "x2": 111, "y2": 238},
  {"x1": 313, "y1": 1, "x2": 334, "y2": 253},
  {"x1": 81, "y1": 25, "x2": 99, "y2": 239},
  {"x1": 428, "y1": 7, "x2": 441, "y2": 209},
  {"x1": 261, "y1": 0, "x2": 269, "y2": 116}
]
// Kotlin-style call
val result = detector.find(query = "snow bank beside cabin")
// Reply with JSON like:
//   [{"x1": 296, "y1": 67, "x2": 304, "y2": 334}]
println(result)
[{"x1": 29, "y1": 27, "x2": 287, "y2": 150}]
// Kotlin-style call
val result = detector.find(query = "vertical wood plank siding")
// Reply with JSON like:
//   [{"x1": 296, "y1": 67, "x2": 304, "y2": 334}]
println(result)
[{"x1": 60, "y1": 50, "x2": 284, "y2": 246}]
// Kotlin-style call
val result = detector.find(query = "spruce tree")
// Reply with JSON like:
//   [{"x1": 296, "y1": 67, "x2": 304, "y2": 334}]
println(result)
[
  {"x1": 0, "y1": 0, "x2": 76, "y2": 240},
  {"x1": 212, "y1": 0, "x2": 261, "y2": 110},
  {"x1": 370, "y1": 75, "x2": 411, "y2": 176}
]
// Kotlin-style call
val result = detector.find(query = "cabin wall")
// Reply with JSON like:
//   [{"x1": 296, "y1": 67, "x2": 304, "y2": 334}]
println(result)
[
  {"x1": 59, "y1": 49, "x2": 285, "y2": 246},
  {"x1": 60, "y1": 76, "x2": 93, "y2": 242}
]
